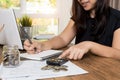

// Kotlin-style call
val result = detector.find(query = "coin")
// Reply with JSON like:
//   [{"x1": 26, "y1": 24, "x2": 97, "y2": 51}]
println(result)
[
  {"x1": 41, "y1": 65, "x2": 68, "y2": 72},
  {"x1": 54, "y1": 65, "x2": 68, "y2": 71},
  {"x1": 59, "y1": 67, "x2": 68, "y2": 71},
  {"x1": 53, "y1": 69, "x2": 60, "y2": 72},
  {"x1": 41, "y1": 65, "x2": 53, "y2": 70}
]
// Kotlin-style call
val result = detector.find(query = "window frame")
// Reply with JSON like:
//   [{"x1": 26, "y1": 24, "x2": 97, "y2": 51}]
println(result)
[{"x1": 15, "y1": 0, "x2": 58, "y2": 18}]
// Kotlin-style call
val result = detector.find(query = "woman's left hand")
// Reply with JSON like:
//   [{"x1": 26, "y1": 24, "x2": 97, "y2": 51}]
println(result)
[{"x1": 59, "y1": 41, "x2": 93, "y2": 60}]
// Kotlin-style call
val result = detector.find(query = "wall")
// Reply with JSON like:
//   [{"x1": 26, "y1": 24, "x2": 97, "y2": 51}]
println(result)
[
  {"x1": 110, "y1": 0, "x2": 120, "y2": 10},
  {"x1": 57, "y1": 0, "x2": 72, "y2": 33},
  {"x1": 57, "y1": 0, "x2": 75, "y2": 43}
]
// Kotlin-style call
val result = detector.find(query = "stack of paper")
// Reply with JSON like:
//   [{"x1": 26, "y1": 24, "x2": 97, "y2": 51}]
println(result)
[
  {"x1": 1, "y1": 60, "x2": 88, "y2": 80},
  {"x1": 20, "y1": 50, "x2": 62, "y2": 60},
  {"x1": 1, "y1": 50, "x2": 88, "y2": 80}
]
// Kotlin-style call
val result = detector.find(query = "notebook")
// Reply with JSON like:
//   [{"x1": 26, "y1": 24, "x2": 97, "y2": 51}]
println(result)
[{"x1": 20, "y1": 50, "x2": 62, "y2": 60}]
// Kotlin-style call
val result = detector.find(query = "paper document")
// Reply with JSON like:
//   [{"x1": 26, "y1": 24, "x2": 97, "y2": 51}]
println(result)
[
  {"x1": 1, "y1": 60, "x2": 88, "y2": 80},
  {"x1": 33, "y1": 34, "x2": 54, "y2": 40},
  {"x1": 0, "y1": 63, "x2": 3, "y2": 76},
  {"x1": 20, "y1": 50, "x2": 62, "y2": 60}
]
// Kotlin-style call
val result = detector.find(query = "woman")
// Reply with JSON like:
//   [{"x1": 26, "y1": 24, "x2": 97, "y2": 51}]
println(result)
[{"x1": 24, "y1": 0, "x2": 120, "y2": 60}]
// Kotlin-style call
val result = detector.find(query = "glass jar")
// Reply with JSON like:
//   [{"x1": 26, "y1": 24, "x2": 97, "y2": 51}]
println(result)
[{"x1": 2, "y1": 45, "x2": 20, "y2": 68}]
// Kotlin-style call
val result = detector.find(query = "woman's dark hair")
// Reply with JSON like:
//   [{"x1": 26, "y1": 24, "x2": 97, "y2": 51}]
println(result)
[{"x1": 71, "y1": 0, "x2": 110, "y2": 39}]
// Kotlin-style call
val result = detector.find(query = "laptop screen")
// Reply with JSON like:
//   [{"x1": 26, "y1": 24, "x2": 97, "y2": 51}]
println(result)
[{"x1": 0, "y1": 9, "x2": 23, "y2": 49}]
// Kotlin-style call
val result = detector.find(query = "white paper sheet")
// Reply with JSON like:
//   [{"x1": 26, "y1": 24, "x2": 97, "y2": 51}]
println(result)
[
  {"x1": 1, "y1": 60, "x2": 88, "y2": 80},
  {"x1": 0, "y1": 63, "x2": 3, "y2": 79},
  {"x1": 20, "y1": 50, "x2": 62, "y2": 60}
]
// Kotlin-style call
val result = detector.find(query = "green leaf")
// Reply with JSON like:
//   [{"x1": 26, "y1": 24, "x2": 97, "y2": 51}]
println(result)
[{"x1": 19, "y1": 15, "x2": 32, "y2": 27}]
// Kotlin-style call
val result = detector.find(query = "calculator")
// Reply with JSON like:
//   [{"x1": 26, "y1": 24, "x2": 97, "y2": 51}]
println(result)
[{"x1": 46, "y1": 58, "x2": 68, "y2": 66}]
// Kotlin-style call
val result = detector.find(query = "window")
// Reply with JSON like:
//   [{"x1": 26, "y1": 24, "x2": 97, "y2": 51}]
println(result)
[
  {"x1": 26, "y1": 0, "x2": 56, "y2": 14},
  {"x1": 0, "y1": 0, "x2": 58, "y2": 38},
  {"x1": 32, "y1": 18, "x2": 58, "y2": 35},
  {"x1": 0, "y1": 0, "x2": 20, "y2": 8}
]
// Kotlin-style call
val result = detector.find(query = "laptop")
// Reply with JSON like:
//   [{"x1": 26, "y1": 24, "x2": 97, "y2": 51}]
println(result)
[{"x1": 0, "y1": 9, "x2": 23, "y2": 49}]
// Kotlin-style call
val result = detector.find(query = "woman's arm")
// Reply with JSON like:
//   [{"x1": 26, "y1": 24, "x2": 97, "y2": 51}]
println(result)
[
  {"x1": 91, "y1": 28, "x2": 120, "y2": 59},
  {"x1": 44, "y1": 19, "x2": 76, "y2": 50},
  {"x1": 59, "y1": 28, "x2": 120, "y2": 60},
  {"x1": 24, "y1": 19, "x2": 76, "y2": 53}
]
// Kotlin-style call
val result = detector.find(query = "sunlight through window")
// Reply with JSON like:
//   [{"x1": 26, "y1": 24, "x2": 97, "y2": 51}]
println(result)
[
  {"x1": 26, "y1": 0, "x2": 56, "y2": 14},
  {"x1": 0, "y1": 0, "x2": 58, "y2": 38}
]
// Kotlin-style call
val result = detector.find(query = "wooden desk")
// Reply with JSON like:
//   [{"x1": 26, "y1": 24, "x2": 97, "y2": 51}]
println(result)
[{"x1": 0, "y1": 46, "x2": 120, "y2": 80}]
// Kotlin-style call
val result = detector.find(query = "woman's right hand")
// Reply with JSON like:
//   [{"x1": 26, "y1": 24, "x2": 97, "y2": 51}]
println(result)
[{"x1": 24, "y1": 39, "x2": 42, "y2": 54}]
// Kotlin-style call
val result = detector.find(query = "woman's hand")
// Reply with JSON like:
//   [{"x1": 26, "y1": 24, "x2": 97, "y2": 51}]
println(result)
[
  {"x1": 59, "y1": 41, "x2": 93, "y2": 60},
  {"x1": 24, "y1": 39, "x2": 42, "y2": 54}
]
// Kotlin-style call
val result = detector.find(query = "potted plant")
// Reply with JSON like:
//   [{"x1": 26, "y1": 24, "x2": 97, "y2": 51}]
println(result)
[
  {"x1": 19, "y1": 15, "x2": 32, "y2": 27},
  {"x1": 19, "y1": 15, "x2": 33, "y2": 42}
]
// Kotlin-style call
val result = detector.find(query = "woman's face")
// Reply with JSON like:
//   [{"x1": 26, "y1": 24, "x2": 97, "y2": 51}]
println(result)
[{"x1": 78, "y1": 0, "x2": 97, "y2": 11}]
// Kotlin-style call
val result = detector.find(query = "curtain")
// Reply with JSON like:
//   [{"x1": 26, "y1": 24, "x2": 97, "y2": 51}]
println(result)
[{"x1": 110, "y1": 0, "x2": 120, "y2": 10}]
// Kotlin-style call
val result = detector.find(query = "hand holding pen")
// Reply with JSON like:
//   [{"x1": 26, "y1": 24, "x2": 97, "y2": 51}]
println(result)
[
  {"x1": 24, "y1": 40, "x2": 37, "y2": 54},
  {"x1": 24, "y1": 39, "x2": 43, "y2": 54},
  {"x1": 20, "y1": 27, "x2": 39, "y2": 53}
]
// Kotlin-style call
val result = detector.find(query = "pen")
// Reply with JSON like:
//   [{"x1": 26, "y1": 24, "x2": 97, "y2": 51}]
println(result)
[
  {"x1": 26, "y1": 34, "x2": 37, "y2": 52},
  {"x1": 20, "y1": 27, "x2": 37, "y2": 51},
  {"x1": 40, "y1": 52, "x2": 62, "y2": 60}
]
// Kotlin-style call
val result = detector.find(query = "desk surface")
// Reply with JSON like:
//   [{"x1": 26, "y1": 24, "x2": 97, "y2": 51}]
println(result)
[{"x1": 0, "y1": 46, "x2": 120, "y2": 80}]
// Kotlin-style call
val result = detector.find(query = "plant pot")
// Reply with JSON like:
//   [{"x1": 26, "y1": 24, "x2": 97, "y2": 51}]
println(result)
[
  {"x1": 20, "y1": 27, "x2": 32, "y2": 43},
  {"x1": 24, "y1": 27, "x2": 32, "y2": 38}
]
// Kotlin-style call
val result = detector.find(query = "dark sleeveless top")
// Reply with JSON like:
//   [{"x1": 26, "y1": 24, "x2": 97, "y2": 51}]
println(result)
[{"x1": 71, "y1": 8, "x2": 120, "y2": 47}]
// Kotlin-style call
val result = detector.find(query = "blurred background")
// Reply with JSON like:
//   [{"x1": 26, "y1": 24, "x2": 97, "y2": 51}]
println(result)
[{"x1": 0, "y1": 0, "x2": 119, "y2": 41}]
